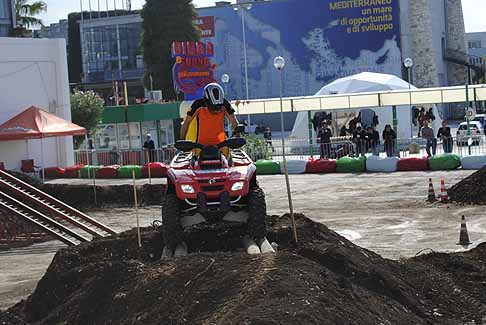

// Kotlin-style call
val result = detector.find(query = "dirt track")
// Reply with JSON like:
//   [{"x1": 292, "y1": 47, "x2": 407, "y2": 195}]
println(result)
[
  {"x1": 1, "y1": 170, "x2": 484, "y2": 310},
  {"x1": 4, "y1": 214, "x2": 486, "y2": 324}
]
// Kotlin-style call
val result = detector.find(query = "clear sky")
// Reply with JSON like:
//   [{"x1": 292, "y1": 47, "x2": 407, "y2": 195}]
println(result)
[{"x1": 37, "y1": 0, "x2": 485, "y2": 33}]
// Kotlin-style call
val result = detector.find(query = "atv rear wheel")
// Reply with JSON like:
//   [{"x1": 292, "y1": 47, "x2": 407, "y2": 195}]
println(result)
[
  {"x1": 162, "y1": 193, "x2": 184, "y2": 250},
  {"x1": 247, "y1": 185, "x2": 267, "y2": 239}
]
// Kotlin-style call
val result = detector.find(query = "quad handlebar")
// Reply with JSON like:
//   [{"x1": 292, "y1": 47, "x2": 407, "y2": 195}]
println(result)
[{"x1": 175, "y1": 137, "x2": 246, "y2": 152}]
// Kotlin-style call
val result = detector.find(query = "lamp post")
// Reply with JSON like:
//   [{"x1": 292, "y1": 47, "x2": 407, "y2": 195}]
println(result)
[
  {"x1": 404, "y1": 58, "x2": 413, "y2": 138},
  {"x1": 221, "y1": 73, "x2": 230, "y2": 96},
  {"x1": 274, "y1": 56, "x2": 297, "y2": 244},
  {"x1": 234, "y1": 4, "x2": 252, "y2": 125},
  {"x1": 221, "y1": 73, "x2": 230, "y2": 135}
]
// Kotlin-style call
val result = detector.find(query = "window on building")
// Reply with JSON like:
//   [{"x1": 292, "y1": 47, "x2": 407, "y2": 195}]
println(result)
[
  {"x1": 117, "y1": 123, "x2": 141, "y2": 149},
  {"x1": 468, "y1": 40, "x2": 482, "y2": 49},
  {"x1": 159, "y1": 120, "x2": 174, "y2": 146},
  {"x1": 94, "y1": 124, "x2": 117, "y2": 150},
  {"x1": 0, "y1": 0, "x2": 7, "y2": 19}
]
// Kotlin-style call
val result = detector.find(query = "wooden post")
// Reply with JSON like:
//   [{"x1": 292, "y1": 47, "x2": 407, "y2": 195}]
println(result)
[{"x1": 132, "y1": 170, "x2": 142, "y2": 248}]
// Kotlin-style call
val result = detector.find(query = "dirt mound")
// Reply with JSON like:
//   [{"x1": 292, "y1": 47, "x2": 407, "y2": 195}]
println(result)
[
  {"x1": 449, "y1": 167, "x2": 486, "y2": 205},
  {"x1": 2, "y1": 215, "x2": 486, "y2": 324}
]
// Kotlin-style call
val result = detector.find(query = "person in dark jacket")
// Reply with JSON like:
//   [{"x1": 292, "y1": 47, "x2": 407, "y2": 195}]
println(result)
[
  {"x1": 426, "y1": 107, "x2": 435, "y2": 122},
  {"x1": 143, "y1": 134, "x2": 156, "y2": 162},
  {"x1": 382, "y1": 124, "x2": 397, "y2": 157},
  {"x1": 366, "y1": 126, "x2": 380, "y2": 156},
  {"x1": 437, "y1": 120, "x2": 453, "y2": 153},
  {"x1": 352, "y1": 124, "x2": 367, "y2": 157},
  {"x1": 318, "y1": 121, "x2": 333, "y2": 159},
  {"x1": 339, "y1": 125, "x2": 348, "y2": 137},
  {"x1": 263, "y1": 127, "x2": 274, "y2": 152}
]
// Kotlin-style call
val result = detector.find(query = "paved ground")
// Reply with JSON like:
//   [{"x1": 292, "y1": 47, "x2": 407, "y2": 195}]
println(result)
[{"x1": 1, "y1": 170, "x2": 484, "y2": 310}]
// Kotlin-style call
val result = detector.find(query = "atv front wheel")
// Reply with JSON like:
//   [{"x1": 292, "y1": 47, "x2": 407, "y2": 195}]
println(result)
[
  {"x1": 162, "y1": 193, "x2": 184, "y2": 250},
  {"x1": 247, "y1": 186, "x2": 267, "y2": 239}
]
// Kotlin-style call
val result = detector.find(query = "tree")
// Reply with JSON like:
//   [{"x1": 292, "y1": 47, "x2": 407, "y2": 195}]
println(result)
[
  {"x1": 11, "y1": 0, "x2": 47, "y2": 37},
  {"x1": 70, "y1": 89, "x2": 104, "y2": 148},
  {"x1": 141, "y1": 0, "x2": 200, "y2": 100}
]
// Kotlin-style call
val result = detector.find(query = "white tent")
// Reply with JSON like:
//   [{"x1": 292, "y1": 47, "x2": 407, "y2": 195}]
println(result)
[
  {"x1": 291, "y1": 72, "x2": 442, "y2": 140},
  {"x1": 315, "y1": 72, "x2": 417, "y2": 95}
]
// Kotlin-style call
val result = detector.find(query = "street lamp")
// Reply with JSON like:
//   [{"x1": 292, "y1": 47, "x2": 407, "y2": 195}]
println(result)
[
  {"x1": 221, "y1": 73, "x2": 230, "y2": 95},
  {"x1": 273, "y1": 56, "x2": 297, "y2": 244},
  {"x1": 234, "y1": 4, "x2": 252, "y2": 125},
  {"x1": 404, "y1": 58, "x2": 413, "y2": 138}
]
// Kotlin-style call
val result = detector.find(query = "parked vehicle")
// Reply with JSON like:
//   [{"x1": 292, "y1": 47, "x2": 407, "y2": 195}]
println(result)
[
  {"x1": 456, "y1": 121, "x2": 484, "y2": 146},
  {"x1": 473, "y1": 114, "x2": 486, "y2": 128}
]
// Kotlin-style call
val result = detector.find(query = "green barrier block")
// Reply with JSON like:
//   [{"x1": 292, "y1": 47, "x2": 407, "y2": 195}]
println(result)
[
  {"x1": 336, "y1": 156, "x2": 367, "y2": 173},
  {"x1": 255, "y1": 160, "x2": 281, "y2": 175},
  {"x1": 80, "y1": 165, "x2": 101, "y2": 179},
  {"x1": 428, "y1": 154, "x2": 461, "y2": 170},
  {"x1": 118, "y1": 165, "x2": 143, "y2": 178}
]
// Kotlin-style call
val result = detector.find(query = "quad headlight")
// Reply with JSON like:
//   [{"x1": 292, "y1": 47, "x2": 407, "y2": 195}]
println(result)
[
  {"x1": 181, "y1": 184, "x2": 195, "y2": 194},
  {"x1": 231, "y1": 181, "x2": 245, "y2": 191}
]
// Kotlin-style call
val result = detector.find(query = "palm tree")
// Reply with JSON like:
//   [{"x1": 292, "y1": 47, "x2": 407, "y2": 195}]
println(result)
[{"x1": 12, "y1": 0, "x2": 47, "y2": 36}]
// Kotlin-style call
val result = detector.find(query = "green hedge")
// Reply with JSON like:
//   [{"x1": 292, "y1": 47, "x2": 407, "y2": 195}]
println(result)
[
  {"x1": 118, "y1": 165, "x2": 143, "y2": 178},
  {"x1": 428, "y1": 154, "x2": 461, "y2": 170},
  {"x1": 255, "y1": 160, "x2": 281, "y2": 175},
  {"x1": 336, "y1": 156, "x2": 367, "y2": 173}
]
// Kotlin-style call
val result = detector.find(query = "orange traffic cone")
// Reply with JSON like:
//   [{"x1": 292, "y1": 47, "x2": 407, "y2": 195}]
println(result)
[
  {"x1": 457, "y1": 215, "x2": 471, "y2": 246},
  {"x1": 427, "y1": 178, "x2": 436, "y2": 202},
  {"x1": 439, "y1": 179, "x2": 449, "y2": 202}
]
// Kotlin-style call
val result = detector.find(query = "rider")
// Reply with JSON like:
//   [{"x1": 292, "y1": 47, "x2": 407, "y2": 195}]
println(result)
[{"x1": 180, "y1": 83, "x2": 239, "y2": 150}]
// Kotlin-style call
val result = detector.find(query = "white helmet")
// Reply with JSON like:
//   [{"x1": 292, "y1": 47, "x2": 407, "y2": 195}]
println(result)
[{"x1": 204, "y1": 83, "x2": 225, "y2": 108}]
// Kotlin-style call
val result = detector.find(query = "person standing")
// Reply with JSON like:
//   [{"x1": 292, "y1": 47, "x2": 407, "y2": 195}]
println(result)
[
  {"x1": 318, "y1": 121, "x2": 333, "y2": 159},
  {"x1": 421, "y1": 123, "x2": 437, "y2": 157},
  {"x1": 143, "y1": 134, "x2": 156, "y2": 162},
  {"x1": 352, "y1": 124, "x2": 367, "y2": 157},
  {"x1": 437, "y1": 120, "x2": 453, "y2": 153},
  {"x1": 417, "y1": 107, "x2": 426, "y2": 137},
  {"x1": 366, "y1": 126, "x2": 380, "y2": 156},
  {"x1": 382, "y1": 124, "x2": 397, "y2": 157},
  {"x1": 263, "y1": 127, "x2": 274, "y2": 152}
]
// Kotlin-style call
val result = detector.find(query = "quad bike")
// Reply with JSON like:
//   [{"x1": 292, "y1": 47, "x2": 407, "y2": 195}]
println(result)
[{"x1": 161, "y1": 137, "x2": 274, "y2": 257}]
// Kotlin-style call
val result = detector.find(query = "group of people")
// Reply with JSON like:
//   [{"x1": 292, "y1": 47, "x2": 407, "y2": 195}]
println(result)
[
  {"x1": 317, "y1": 120, "x2": 398, "y2": 158},
  {"x1": 413, "y1": 106, "x2": 435, "y2": 136},
  {"x1": 349, "y1": 124, "x2": 397, "y2": 157},
  {"x1": 421, "y1": 120, "x2": 453, "y2": 157}
]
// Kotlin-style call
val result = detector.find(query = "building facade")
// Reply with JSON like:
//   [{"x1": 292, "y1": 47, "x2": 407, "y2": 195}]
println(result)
[
  {"x1": 0, "y1": 0, "x2": 14, "y2": 36},
  {"x1": 466, "y1": 32, "x2": 486, "y2": 64},
  {"x1": 0, "y1": 38, "x2": 74, "y2": 170},
  {"x1": 71, "y1": 0, "x2": 467, "y2": 102},
  {"x1": 80, "y1": 14, "x2": 143, "y2": 85},
  {"x1": 38, "y1": 19, "x2": 69, "y2": 45}
]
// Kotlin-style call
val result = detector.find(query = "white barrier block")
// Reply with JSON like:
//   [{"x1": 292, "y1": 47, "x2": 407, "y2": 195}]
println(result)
[
  {"x1": 281, "y1": 160, "x2": 308, "y2": 174},
  {"x1": 366, "y1": 156, "x2": 399, "y2": 173},
  {"x1": 461, "y1": 156, "x2": 486, "y2": 170}
]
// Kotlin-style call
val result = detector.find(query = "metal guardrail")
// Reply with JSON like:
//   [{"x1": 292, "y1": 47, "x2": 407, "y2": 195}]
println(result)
[
  {"x1": 74, "y1": 135, "x2": 486, "y2": 166},
  {"x1": 75, "y1": 147, "x2": 177, "y2": 166},
  {"x1": 265, "y1": 135, "x2": 486, "y2": 161}
]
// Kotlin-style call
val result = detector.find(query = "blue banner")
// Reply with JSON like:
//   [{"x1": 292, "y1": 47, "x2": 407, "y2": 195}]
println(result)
[{"x1": 198, "y1": 0, "x2": 401, "y2": 100}]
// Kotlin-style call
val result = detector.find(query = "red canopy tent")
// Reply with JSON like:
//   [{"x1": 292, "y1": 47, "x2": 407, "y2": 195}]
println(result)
[
  {"x1": 0, "y1": 106, "x2": 86, "y2": 180},
  {"x1": 0, "y1": 106, "x2": 86, "y2": 140}
]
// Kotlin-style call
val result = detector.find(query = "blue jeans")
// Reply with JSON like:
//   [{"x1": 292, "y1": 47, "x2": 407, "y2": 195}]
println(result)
[{"x1": 426, "y1": 139, "x2": 437, "y2": 157}]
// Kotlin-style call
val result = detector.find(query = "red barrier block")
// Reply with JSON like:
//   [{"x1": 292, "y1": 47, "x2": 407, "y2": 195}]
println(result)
[
  {"x1": 397, "y1": 157, "x2": 429, "y2": 171},
  {"x1": 64, "y1": 164, "x2": 84, "y2": 178},
  {"x1": 305, "y1": 159, "x2": 337, "y2": 174},
  {"x1": 96, "y1": 165, "x2": 120, "y2": 179},
  {"x1": 42, "y1": 167, "x2": 65, "y2": 179},
  {"x1": 142, "y1": 162, "x2": 168, "y2": 178}
]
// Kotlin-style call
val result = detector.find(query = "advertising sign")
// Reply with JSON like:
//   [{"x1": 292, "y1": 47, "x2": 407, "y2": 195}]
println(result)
[
  {"x1": 193, "y1": 16, "x2": 215, "y2": 38},
  {"x1": 172, "y1": 41, "x2": 217, "y2": 101},
  {"x1": 198, "y1": 0, "x2": 402, "y2": 99}
]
